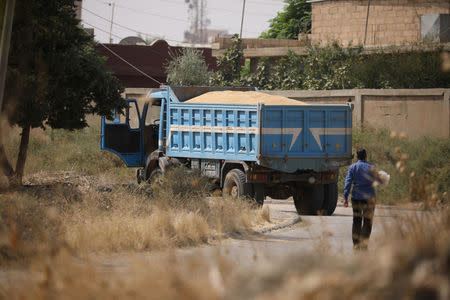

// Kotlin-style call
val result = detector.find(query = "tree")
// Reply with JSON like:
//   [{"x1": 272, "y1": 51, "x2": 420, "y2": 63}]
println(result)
[
  {"x1": 302, "y1": 43, "x2": 363, "y2": 90},
  {"x1": 165, "y1": 48, "x2": 210, "y2": 86},
  {"x1": 210, "y1": 34, "x2": 243, "y2": 86},
  {"x1": 260, "y1": 0, "x2": 311, "y2": 40},
  {"x1": 0, "y1": 0, "x2": 125, "y2": 186}
]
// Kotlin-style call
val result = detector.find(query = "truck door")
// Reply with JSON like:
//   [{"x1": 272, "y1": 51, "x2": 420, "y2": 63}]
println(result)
[{"x1": 101, "y1": 99, "x2": 143, "y2": 167}]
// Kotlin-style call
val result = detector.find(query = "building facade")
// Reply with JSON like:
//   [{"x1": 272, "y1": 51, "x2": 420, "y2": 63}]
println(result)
[
  {"x1": 309, "y1": 0, "x2": 450, "y2": 46},
  {"x1": 96, "y1": 40, "x2": 217, "y2": 88}
]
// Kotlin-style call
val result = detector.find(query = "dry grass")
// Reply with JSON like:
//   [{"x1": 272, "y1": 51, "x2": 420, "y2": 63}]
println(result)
[
  {"x1": 0, "y1": 167, "x2": 269, "y2": 263},
  {"x1": 1, "y1": 107, "x2": 449, "y2": 299},
  {"x1": 1, "y1": 123, "x2": 135, "y2": 188},
  {"x1": 0, "y1": 123, "x2": 269, "y2": 261},
  {"x1": 227, "y1": 207, "x2": 450, "y2": 300},
  {"x1": 1, "y1": 204, "x2": 448, "y2": 300}
]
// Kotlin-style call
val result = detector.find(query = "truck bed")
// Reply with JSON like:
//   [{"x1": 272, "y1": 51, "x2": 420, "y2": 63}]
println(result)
[{"x1": 166, "y1": 101, "x2": 352, "y2": 173}]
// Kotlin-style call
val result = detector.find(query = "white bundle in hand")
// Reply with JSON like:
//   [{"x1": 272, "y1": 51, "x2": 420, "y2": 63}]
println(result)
[{"x1": 378, "y1": 170, "x2": 390, "y2": 186}]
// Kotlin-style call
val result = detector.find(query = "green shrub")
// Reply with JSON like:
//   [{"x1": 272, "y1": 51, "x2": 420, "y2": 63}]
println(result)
[
  {"x1": 166, "y1": 48, "x2": 211, "y2": 86},
  {"x1": 339, "y1": 126, "x2": 450, "y2": 205},
  {"x1": 212, "y1": 41, "x2": 449, "y2": 90}
]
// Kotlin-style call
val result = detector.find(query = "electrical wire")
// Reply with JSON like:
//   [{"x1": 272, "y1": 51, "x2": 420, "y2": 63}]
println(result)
[
  {"x1": 99, "y1": 43, "x2": 163, "y2": 85},
  {"x1": 86, "y1": 0, "x2": 267, "y2": 36},
  {"x1": 82, "y1": 24, "x2": 163, "y2": 85},
  {"x1": 82, "y1": 20, "x2": 196, "y2": 61},
  {"x1": 83, "y1": 7, "x2": 180, "y2": 43}
]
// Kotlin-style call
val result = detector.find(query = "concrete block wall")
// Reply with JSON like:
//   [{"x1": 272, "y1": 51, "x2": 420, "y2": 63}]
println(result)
[
  {"x1": 263, "y1": 89, "x2": 450, "y2": 139},
  {"x1": 126, "y1": 87, "x2": 450, "y2": 139},
  {"x1": 311, "y1": 0, "x2": 450, "y2": 46}
]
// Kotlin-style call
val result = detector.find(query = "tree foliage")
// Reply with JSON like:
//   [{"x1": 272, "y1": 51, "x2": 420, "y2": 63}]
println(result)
[
  {"x1": 260, "y1": 0, "x2": 311, "y2": 39},
  {"x1": 241, "y1": 53, "x2": 305, "y2": 90},
  {"x1": 211, "y1": 41, "x2": 449, "y2": 91},
  {"x1": 302, "y1": 43, "x2": 363, "y2": 90},
  {"x1": 210, "y1": 34, "x2": 243, "y2": 86},
  {"x1": 0, "y1": 0, "x2": 125, "y2": 185},
  {"x1": 166, "y1": 48, "x2": 210, "y2": 86}
]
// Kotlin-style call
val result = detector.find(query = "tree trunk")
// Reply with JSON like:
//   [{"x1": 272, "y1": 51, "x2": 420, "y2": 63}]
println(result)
[
  {"x1": 11, "y1": 125, "x2": 30, "y2": 186},
  {"x1": 0, "y1": 135, "x2": 14, "y2": 179}
]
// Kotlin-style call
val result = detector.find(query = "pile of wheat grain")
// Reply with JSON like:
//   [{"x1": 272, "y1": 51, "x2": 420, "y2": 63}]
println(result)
[{"x1": 186, "y1": 91, "x2": 306, "y2": 105}]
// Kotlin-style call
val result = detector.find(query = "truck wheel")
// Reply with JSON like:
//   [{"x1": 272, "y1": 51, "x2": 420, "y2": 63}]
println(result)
[
  {"x1": 253, "y1": 183, "x2": 265, "y2": 206},
  {"x1": 223, "y1": 169, "x2": 246, "y2": 198},
  {"x1": 148, "y1": 168, "x2": 163, "y2": 185},
  {"x1": 293, "y1": 185, "x2": 324, "y2": 215},
  {"x1": 322, "y1": 183, "x2": 338, "y2": 215}
]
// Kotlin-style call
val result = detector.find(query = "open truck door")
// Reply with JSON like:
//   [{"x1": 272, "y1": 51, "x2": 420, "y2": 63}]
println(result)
[{"x1": 101, "y1": 99, "x2": 143, "y2": 167}]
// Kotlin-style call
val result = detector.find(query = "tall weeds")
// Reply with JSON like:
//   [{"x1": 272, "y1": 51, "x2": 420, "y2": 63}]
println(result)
[
  {"x1": 0, "y1": 167, "x2": 267, "y2": 262},
  {"x1": 339, "y1": 126, "x2": 450, "y2": 205}
]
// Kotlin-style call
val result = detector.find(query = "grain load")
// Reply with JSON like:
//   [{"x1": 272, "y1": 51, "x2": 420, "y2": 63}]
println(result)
[{"x1": 185, "y1": 91, "x2": 306, "y2": 105}]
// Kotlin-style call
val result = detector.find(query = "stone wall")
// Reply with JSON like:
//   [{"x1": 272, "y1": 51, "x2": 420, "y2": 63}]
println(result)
[{"x1": 310, "y1": 0, "x2": 450, "y2": 46}]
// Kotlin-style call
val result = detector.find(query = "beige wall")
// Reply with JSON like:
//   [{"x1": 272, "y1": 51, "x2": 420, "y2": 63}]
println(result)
[
  {"x1": 263, "y1": 89, "x2": 450, "y2": 139},
  {"x1": 311, "y1": 0, "x2": 450, "y2": 46},
  {"x1": 124, "y1": 87, "x2": 450, "y2": 139}
]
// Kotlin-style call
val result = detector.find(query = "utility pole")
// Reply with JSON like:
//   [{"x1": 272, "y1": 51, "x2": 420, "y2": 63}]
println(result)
[
  {"x1": 0, "y1": 0, "x2": 16, "y2": 112},
  {"x1": 108, "y1": 2, "x2": 115, "y2": 43},
  {"x1": 200, "y1": 0, "x2": 204, "y2": 43},
  {"x1": 363, "y1": 0, "x2": 371, "y2": 47},
  {"x1": 240, "y1": 0, "x2": 246, "y2": 38}
]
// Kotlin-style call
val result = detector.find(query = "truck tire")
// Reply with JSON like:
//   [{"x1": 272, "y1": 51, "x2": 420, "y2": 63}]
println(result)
[
  {"x1": 322, "y1": 183, "x2": 338, "y2": 215},
  {"x1": 223, "y1": 169, "x2": 246, "y2": 198},
  {"x1": 253, "y1": 183, "x2": 265, "y2": 206},
  {"x1": 148, "y1": 168, "x2": 163, "y2": 185},
  {"x1": 293, "y1": 185, "x2": 324, "y2": 215}
]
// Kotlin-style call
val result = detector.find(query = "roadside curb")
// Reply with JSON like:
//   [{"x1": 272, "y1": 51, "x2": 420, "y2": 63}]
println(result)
[{"x1": 257, "y1": 216, "x2": 302, "y2": 234}]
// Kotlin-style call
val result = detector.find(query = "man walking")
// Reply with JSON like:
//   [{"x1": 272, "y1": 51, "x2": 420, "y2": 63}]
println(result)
[{"x1": 343, "y1": 148, "x2": 379, "y2": 250}]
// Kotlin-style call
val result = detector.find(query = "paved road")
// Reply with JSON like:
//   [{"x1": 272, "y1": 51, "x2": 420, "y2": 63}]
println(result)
[
  {"x1": 98, "y1": 199, "x2": 419, "y2": 271},
  {"x1": 0, "y1": 199, "x2": 424, "y2": 287}
]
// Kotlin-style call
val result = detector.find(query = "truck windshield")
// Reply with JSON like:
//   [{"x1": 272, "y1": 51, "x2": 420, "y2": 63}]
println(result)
[
  {"x1": 128, "y1": 101, "x2": 140, "y2": 129},
  {"x1": 144, "y1": 99, "x2": 162, "y2": 125}
]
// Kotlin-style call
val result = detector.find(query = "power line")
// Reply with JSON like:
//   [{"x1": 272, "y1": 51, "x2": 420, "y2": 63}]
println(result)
[
  {"x1": 83, "y1": 21, "x2": 127, "y2": 41},
  {"x1": 82, "y1": 7, "x2": 190, "y2": 44},
  {"x1": 247, "y1": 0, "x2": 285, "y2": 6},
  {"x1": 87, "y1": 0, "x2": 268, "y2": 35},
  {"x1": 162, "y1": 0, "x2": 277, "y2": 18},
  {"x1": 98, "y1": 43, "x2": 163, "y2": 85},
  {"x1": 81, "y1": 25, "x2": 163, "y2": 85},
  {"x1": 82, "y1": 20, "x2": 184, "y2": 60},
  {"x1": 92, "y1": 0, "x2": 278, "y2": 18},
  {"x1": 114, "y1": 3, "x2": 190, "y2": 24}
]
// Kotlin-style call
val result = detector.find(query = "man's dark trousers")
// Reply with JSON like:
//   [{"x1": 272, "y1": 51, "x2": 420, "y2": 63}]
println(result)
[{"x1": 351, "y1": 198, "x2": 375, "y2": 248}]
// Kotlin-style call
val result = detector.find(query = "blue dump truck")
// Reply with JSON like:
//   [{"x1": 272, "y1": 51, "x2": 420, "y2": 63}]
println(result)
[{"x1": 101, "y1": 86, "x2": 353, "y2": 215}]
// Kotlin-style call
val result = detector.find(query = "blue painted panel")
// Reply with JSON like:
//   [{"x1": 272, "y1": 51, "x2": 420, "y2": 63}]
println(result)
[
  {"x1": 215, "y1": 133, "x2": 224, "y2": 153},
  {"x1": 309, "y1": 110, "x2": 326, "y2": 153},
  {"x1": 328, "y1": 110, "x2": 348, "y2": 154},
  {"x1": 260, "y1": 105, "x2": 352, "y2": 172},
  {"x1": 204, "y1": 133, "x2": 212, "y2": 151},
  {"x1": 262, "y1": 110, "x2": 283, "y2": 155},
  {"x1": 100, "y1": 102, "x2": 143, "y2": 168},
  {"x1": 182, "y1": 132, "x2": 189, "y2": 150},
  {"x1": 165, "y1": 100, "x2": 352, "y2": 172},
  {"x1": 166, "y1": 102, "x2": 260, "y2": 162},
  {"x1": 286, "y1": 110, "x2": 304, "y2": 153}
]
